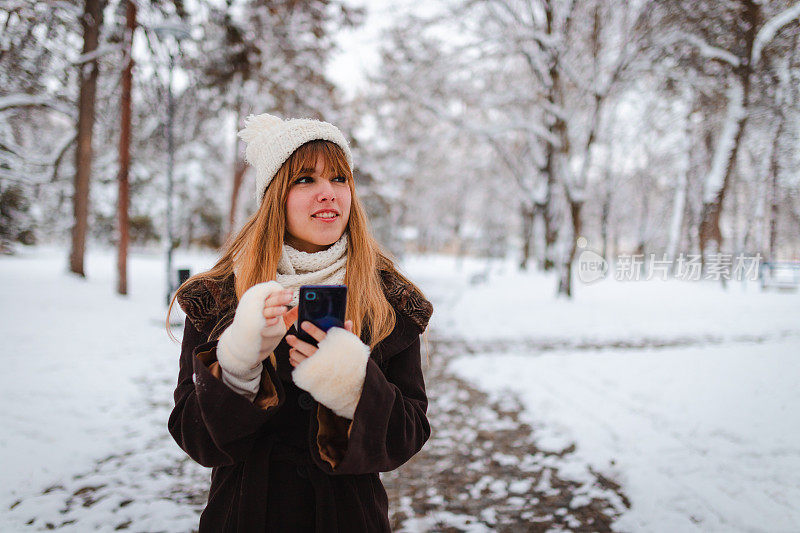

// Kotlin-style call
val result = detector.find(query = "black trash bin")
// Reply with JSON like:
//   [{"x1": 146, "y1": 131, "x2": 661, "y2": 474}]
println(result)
[{"x1": 177, "y1": 268, "x2": 192, "y2": 286}]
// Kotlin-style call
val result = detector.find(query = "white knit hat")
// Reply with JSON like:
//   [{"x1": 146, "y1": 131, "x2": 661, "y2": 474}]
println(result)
[{"x1": 237, "y1": 113, "x2": 354, "y2": 204}]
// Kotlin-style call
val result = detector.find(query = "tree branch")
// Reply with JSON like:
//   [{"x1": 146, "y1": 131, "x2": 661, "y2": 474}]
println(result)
[
  {"x1": 0, "y1": 94, "x2": 75, "y2": 118},
  {"x1": 752, "y1": 3, "x2": 800, "y2": 66},
  {"x1": 675, "y1": 31, "x2": 741, "y2": 67}
]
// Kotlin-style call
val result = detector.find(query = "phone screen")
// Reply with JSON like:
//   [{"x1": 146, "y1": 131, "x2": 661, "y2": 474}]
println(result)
[{"x1": 296, "y1": 285, "x2": 347, "y2": 346}]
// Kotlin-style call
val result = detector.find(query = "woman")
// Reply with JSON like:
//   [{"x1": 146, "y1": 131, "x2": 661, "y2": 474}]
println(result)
[{"x1": 165, "y1": 113, "x2": 434, "y2": 532}]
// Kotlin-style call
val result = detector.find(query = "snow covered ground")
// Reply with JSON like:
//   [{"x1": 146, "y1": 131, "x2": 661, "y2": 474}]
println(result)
[
  {"x1": 424, "y1": 256, "x2": 800, "y2": 533},
  {"x1": 1, "y1": 245, "x2": 798, "y2": 532},
  {"x1": 0, "y1": 245, "x2": 218, "y2": 531},
  {"x1": 426, "y1": 254, "x2": 800, "y2": 344}
]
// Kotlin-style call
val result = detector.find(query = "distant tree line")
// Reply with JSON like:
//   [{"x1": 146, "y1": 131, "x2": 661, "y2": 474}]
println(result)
[{"x1": 1, "y1": 0, "x2": 798, "y2": 298}]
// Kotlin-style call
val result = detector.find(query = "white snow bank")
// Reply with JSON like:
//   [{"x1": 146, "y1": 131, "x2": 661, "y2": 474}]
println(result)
[
  {"x1": 433, "y1": 256, "x2": 800, "y2": 344},
  {"x1": 450, "y1": 341, "x2": 800, "y2": 532}
]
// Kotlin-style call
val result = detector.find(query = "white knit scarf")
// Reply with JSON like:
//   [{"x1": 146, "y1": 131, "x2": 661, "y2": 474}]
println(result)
[{"x1": 277, "y1": 232, "x2": 348, "y2": 307}]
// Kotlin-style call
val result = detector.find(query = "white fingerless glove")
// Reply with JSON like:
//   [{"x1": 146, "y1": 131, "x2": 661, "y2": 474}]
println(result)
[
  {"x1": 217, "y1": 280, "x2": 288, "y2": 401},
  {"x1": 291, "y1": 327, "x2": 370, "y2": 419}
]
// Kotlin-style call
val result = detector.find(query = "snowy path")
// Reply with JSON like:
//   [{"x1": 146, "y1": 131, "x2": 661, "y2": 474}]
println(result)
[
  {"x1": 446, "y1": 330, "x2": 800, "y2": 532},
  {"x1": 384, "y1": 339, "x2": 629, "y2": 532}
]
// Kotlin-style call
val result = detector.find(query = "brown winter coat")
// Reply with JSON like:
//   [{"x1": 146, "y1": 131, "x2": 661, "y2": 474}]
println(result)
[{"x1": 168, "y1": 268, "x2": 433, "y2": 532}]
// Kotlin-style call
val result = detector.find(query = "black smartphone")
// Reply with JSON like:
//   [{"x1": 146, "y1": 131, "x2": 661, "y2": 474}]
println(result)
[{"x1": 296, "y1": 285, "x2": 347, "y2": 346}]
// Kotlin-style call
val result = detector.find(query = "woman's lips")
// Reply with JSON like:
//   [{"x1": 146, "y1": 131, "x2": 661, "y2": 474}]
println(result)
[{"x1": 311, "y1": 214, "x2": 338, "y2": 223}]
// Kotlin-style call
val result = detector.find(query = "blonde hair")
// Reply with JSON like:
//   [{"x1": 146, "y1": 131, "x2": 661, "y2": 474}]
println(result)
[{"x1": 166, "y1": 139, "x2": 430, "y2": 361}]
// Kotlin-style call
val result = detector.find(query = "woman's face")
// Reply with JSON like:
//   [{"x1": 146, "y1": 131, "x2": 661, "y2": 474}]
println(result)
[{"x1": 284, "y1": 154, "x2": 351, "y2": 253}]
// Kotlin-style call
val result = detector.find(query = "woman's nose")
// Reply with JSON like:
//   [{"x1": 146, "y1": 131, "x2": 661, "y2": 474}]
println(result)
[{"x1": 315, "y1": 180, "x2": 335, "y2": 201}]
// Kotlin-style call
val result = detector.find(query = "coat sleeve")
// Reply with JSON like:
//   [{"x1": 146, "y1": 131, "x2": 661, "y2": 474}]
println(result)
[
  {"x1": 307, "y1": 332, "x2": 430, "y2": 475},
  {"x1": 167, "y1": 317, "x2": 286, "y2": 468}
]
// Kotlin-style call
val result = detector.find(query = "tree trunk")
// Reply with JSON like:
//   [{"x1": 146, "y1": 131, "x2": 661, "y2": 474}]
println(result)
[
  {"x1": 550, "y1": 60, "x2": 573, "y2": 297},
  {"x1": 684, "y1": 193, "x2": 698, "y2": 257},
  {"x1": 552, "y1": 63, "x2": 575, "y2": 296},
  {"x1": 599, "y1": 103, "x2": 618, "y2": 262},
  {"x1": 768, "y1": 114, "x2": 784, "y2": 262},
  {"x1": 747, "y1": 129, "x2": 771, "y2": 255},
  {"x1": 667, "y1": 92, "x2": 693, "y2": 264},
  {"x1": 116, "y1": 0, "x2": 135, "y2": 296},
  {"x1": 731, "y1": 169, "x2": 744, "y2": 254},
  {"x1": 699, "y1": 1, "x2": 759, "y2": 263},
  {"x1": 541, "y1": 0, "x2": 563, "y2": 273},
  {"x1": 227, "y1": 156, "x2": 247, "y2": 243},
  {"x1": 637, "y1": 179, "x2": 649, "y2": 255},
  {"x1": 519, "y1": 202, "x2": 535, "y2": 270},
  {"x1": 227, "y1": 101, "x2": 246, "y2": 245},
  {"x1": 542, "y1": 153, "x2": 558, "y2": 271},
  {"x1": 549, "y1": 0, "x2": 598, "y2": 298},
  {"x1": 559, "y1": 199, "x2": 582, "y2": 297},
  {"x1": 69, "y1": 0, "x2": 104, "y2": 277},
  {"x1": 453, "y1": 215, "x2": 464, "y2": 269},
  {"x1": 600, "y1": 189, "x2": 610, "y2": 260},
  {"x1": 698, "y1": 78, "x2": 748, "y2": 260}
]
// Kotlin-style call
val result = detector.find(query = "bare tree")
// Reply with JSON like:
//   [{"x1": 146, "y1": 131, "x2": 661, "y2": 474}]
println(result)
[
  {"x1": 116, "y1": 0, "x2": 136, "y2": 295},
  {"x1": 656, "y1": 1, "x2": 800, "y2": 262},
  {"x1": 69, "y1": 0, "x2": 106, "y2": 276}
]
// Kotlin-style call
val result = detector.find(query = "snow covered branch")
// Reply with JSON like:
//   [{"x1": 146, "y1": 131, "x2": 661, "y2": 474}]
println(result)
[
  {"x1": 676, "y1": 32, "x2": 741, "y2": 67},
  {"x1": 0, "y1": 133, "x2": 76, "y2": 168},
  {"x1": 751, "y1": 3, "x2": 800, "y2": 66},
  {"x1": 0, "y1": 168, "x2": 48, "y2": 185},
  {"x1": 703, "y1": 79, "x2": 744, "y2": 204},
  {"x1": 0, "y1": 94, "x2": 75, "y2": 118},
  {"x1": 70, "y1": 43, "x2": 124, "y2": 65}
]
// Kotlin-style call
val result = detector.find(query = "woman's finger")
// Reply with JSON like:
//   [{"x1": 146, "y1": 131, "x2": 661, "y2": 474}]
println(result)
[
  {"x1": 263, "y1": 304, "x2": 288, "y2": 318},
  {"x1": 299, "y1": 321, "x2": 327, "y2": 343},
  {"x1": 265, "y1": 289, "x2": 293, "y2": 307},
  {"x1": 285, "y1": 334, "x2": 317, "y2": 358},
  {"x1": 344, "y1": 320, "x2": 353, "y2": 332},
  {"x1": 289, "y1": 348, "x2": 309, "y2": 366}
]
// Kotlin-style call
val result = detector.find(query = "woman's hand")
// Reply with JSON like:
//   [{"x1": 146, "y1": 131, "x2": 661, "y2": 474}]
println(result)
[
  {"x1": 286, "y1": 320, "x2": 354, "y2": 367},
  {"x1": 261, "y1": 289, "x2": 298, "y2": 357},
  {"x1": 217, "y1": 281, "x2": 295, "y2": 376},
  {"x1": 288, "y1": 320, "x2": 369, "y2": 420}
]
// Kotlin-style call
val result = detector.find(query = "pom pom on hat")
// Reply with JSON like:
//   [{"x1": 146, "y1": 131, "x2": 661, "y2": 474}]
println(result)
[
  {"x1": 237, "y1": 113, "x2": 284, "y2": 143},
  {"x1": 237, "y1": 113, "x2": 354, "y2": 204}
]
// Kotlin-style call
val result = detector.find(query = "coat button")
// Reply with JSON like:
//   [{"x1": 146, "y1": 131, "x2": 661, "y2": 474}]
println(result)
[
  {"x1": 296, "y1": 465, "x2": 309, "y2": 478},
  {"x1": 298, "y1": 392, "x2": 314, "y2": 410}
]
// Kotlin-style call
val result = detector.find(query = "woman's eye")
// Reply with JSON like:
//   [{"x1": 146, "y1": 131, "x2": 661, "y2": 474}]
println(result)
[{"x1": 294, "y1": 176, "x2": 346, "y2": 184}]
